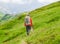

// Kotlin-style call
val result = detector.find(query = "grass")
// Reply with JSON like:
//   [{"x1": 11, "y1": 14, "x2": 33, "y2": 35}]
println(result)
[{"x1": 0, "y1": 1, "x2": 60, "y2": 44}]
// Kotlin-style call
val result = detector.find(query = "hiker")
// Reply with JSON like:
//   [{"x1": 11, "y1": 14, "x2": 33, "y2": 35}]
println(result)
[{"x1": 24, "y1": 13, "x2": 33, "y2": 35}]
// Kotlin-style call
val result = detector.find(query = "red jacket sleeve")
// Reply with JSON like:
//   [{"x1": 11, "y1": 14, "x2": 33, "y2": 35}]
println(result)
[{"x1": 30, "y1": 18, "x2": 32, "y2": 26}]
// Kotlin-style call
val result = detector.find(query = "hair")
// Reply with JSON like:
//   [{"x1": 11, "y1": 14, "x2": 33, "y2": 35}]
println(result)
[{"x1": 26, "y1": 13, "x2": 30, "y2": 16}]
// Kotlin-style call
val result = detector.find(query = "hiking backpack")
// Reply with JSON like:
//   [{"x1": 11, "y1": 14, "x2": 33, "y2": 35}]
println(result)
[{"x1": 25, "y1": 16, "x2": 31, "y2": 25}]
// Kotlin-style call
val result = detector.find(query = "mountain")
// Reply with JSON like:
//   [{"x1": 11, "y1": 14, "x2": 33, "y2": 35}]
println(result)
[
  {"x1": 0, "y1": 1, "x2": 60, "y2": 44},
  {"x1": 0, "y1": 12, "x2": 4, "y2": 18},
  {"x1": 1, "y1": 14, "x2": 12, "y2": 20},
  {"x1": 0, "y1": 14, "x2": 13, "y2": 23}
]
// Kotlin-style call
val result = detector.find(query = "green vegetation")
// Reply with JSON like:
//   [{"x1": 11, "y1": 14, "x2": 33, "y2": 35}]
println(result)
[
  {"x1": 0, "y1": 12, "x2": 4, "y2": 19},
  {"x1": 0, "y1": 1, "x2": 60, "y2": 44}
]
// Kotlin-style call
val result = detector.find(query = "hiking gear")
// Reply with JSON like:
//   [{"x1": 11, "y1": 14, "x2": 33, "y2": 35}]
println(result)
[{"x1": 24, "y1": 16, "x2": 32, "y2": 26}]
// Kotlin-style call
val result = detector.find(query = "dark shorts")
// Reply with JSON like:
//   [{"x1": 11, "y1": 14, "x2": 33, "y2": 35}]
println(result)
[{"x1": 26, "y1": 26, "x2": 31, "y2": 35}]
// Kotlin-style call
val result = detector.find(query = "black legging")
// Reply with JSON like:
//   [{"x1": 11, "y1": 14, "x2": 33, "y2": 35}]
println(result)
[{"x1": 26, "y1": 26, "x2": 31, "y2": 35}]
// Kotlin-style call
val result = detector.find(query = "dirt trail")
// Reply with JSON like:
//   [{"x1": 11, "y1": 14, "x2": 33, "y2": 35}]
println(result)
[{"x1": 20, "y1": 39, "x2": 27, "y2": 44}]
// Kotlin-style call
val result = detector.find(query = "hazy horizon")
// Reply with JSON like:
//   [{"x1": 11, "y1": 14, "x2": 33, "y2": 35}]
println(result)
[{"x1": 0, "y1": 0, "x2": 59, "y2": 15}]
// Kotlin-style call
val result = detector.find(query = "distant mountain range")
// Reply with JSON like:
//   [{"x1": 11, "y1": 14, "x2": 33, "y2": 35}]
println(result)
[
  {"x1": 0, "y1": 12, "x2": 4, "y2": 18},
  {"x1": 0, "y1": 13, "x2": 12, "y2": 22}
]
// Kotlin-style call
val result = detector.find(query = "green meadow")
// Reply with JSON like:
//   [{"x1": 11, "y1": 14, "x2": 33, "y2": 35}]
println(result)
[{"x1": 0, "y1": 1, "x2": 60, "y2": 44}]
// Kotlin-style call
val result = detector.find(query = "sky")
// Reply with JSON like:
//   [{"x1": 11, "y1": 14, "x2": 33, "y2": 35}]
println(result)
[{"x1": 0, "y1": 0, "x2": 59, "y2": 15}]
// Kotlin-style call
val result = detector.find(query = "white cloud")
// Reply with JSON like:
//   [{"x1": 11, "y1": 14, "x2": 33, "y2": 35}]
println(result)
[
  {"x1": 12, "y1": 0, "x2": 33, "y2": 4},
  {"x1": 0, "y1": 0, "x2": 33, "y2": 4},
  {"x1": 38, "y1": 0, "x2": 59, "y2": 3},
  {"x1": 0, "y1": 0, "x2": 10, "y2": 3},
  {"x1": 37, "y1": 0, "x2": 59, "y2": 5}
]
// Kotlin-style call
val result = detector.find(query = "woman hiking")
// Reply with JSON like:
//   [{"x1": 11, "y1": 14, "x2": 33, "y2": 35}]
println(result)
[{"x1": 24, "y1": 13, "x2": 33, "y2": 35}]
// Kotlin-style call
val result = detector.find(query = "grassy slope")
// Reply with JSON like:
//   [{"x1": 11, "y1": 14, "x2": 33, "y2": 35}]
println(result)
[
  {"x1": 0, "y1": 1, "x2": 60, "y2": 44},
  {"x1": 25, "y1": 1, "x2": 60, "y2": 44},
  {"x1": 0, "y1": 12, "x2": 4, "y2": 19}
]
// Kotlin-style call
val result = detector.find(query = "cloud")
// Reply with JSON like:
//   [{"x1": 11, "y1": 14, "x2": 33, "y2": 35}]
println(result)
[
  {"x1": 0, "y1": 0, "x2": 33, "y2": 4},
  {"x1": 38, "y1": 0, "x2": 59, "y2": 3},
  {"x1": 0, "y1": 0, "x2": 59, "y2": 14},
  {"x1": 0, "y1": 0, "x2": 10, "y2": 3},
  {"x1": 0, "y1": 6, "x2": 11, "y2": 14},
  {"x1": 37, "y1": 0, "x2": 59, "y2": 5}
]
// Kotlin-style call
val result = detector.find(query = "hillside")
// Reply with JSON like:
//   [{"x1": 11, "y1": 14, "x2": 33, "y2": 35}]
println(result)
[
  {"x1": 0, "y1": 12, "x2": 4, "y2": 19},
  {"x1": 0, "y1": 1, "x2": 60, "y2": 44},
  {"x1": 0, "y1": 14, "x2": 12, "y2": 22},
  {"x1": 0, "y1": 14, "x2": 13, "y2": 25}
]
